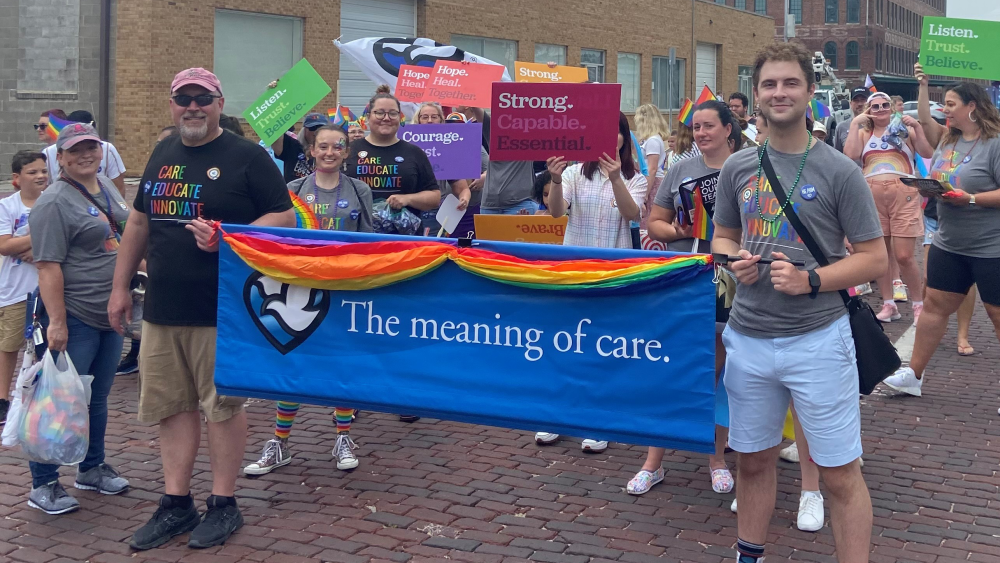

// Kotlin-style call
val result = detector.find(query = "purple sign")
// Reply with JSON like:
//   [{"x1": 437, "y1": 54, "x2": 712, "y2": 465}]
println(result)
[{"x1": 398, "y1": 123, "x2": 483, "y2": 181}]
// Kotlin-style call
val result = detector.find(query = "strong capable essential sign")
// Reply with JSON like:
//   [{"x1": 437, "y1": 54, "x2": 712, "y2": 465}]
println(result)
[
  {"x1": 919, "y1": 17, "x2": 1000, "y2": 81},
  {"x1": 489, "y1": 82, "x2": 622, "y2": 162},
  {"x1": 243, "y1": 59, "x2": 332, "y2": 146},
  {"x1": 399, "y1": 123, "x2": 483, "y2": 180}
]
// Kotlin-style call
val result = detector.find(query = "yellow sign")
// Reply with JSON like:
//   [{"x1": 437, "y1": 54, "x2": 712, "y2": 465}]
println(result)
[
  {"x1": 474, "y1": 214, "x2": 568, "y2": 245},
  {"x1": 514, "y1": 61, "x2": 590, "y2": 83}
]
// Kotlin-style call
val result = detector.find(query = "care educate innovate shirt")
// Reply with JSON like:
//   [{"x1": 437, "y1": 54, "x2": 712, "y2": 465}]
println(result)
[
  {"x1": 928, "y1": 135, "x2": 1000, "y2": 258},
  {"x1": 345, "y1": 138, "x2": 439, "y2": 216},
  {"x1": 135, "y1": 131, "x2": 292, "y2": 327}
]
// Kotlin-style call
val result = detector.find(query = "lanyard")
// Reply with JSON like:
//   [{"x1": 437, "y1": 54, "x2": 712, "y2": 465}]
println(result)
[
  {"x1": 60, "y1": 174, "x2": 119, "y2": 237},
  {"x1": 948, "y1": 135, "x2": 981, "y2": 172}
]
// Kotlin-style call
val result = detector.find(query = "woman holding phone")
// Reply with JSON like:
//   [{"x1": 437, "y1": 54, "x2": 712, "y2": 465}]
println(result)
[{"x1": 882, "y1": 65, "x2": 1000, "y2": 398}]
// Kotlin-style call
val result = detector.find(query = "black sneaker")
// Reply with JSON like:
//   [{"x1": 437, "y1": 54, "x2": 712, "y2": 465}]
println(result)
[
  {"x1": 399, "y1": 414, "x2": 420, "y2": 423},
  {"x1": 188, "y1": 495, "x2": 243, "y2": 549},
  {"x1": 129, "y1": 495, "x2": 200, "y2": 550},
  {"x1": 0, "y1": 398, "x2": 9, "y2": 425},
  {"x1": 116, "y1": 355, "x2": 139, "y2": 376}
]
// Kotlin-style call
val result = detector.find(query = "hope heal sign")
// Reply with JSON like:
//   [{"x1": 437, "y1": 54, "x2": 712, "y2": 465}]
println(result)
[
  {"x1": 920, "y1": 16, "x2": 1000, "y2": 81},
  {"x1": 489, "y1": 82, "x2": 621, "y2": 162}
]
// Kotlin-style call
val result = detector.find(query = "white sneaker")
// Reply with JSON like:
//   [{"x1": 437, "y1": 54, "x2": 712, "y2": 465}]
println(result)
[
  {"x1": 779, "y1": 442, "x2": 800, "y2": 463},
  {"x1": 581, "y1": 439, "x2": 608, "y2": 453},
  {"x1": 244, "y1": 438, "x2": 292, "y2": 475},
  {"x1": 534, "y1": 432, "x2": 560, "y2": 445},
  {"x1": 797, "y1": 491, "x2": 825, "y2": 532},
  {"x1": 333, "y1": 433, "x2": 359, "y2": 471},
  {"x1": 731, "y1": 498, "x2": 737, "y2": 513},
  {"x1": 883, "y1": 367, "x2": 923, "y2": 397}
]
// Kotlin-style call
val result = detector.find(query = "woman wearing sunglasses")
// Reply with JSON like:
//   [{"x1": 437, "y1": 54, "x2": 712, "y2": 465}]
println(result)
[{"x1": 844, "y1": 92, "x2": 934, "y2": 323}]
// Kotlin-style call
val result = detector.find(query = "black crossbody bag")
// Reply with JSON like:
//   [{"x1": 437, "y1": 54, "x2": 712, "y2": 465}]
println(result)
[{"x1": 760, "y1": 149, "x2": 900, "y2": 395}]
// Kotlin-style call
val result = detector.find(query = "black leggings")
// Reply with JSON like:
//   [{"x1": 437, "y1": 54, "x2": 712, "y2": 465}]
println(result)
[{"x1": 926, "y1": 244, "x2": 1000, "y2": 306}]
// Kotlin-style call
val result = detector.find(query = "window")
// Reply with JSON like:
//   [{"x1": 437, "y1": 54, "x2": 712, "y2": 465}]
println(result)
[
  {"x1": 755, "y1": 0, "x2": 767, "y2": 14},
  {"x1": 534, "y1": 43, "x2": 567, "y2": 66},
  {"x1": 826, "y1": 0, "x2": 838, "y2": 23},
  {"x1": 581, "y1": 49, "x2": 606, "y2": 83},
  {"x1": 617, "y1": 53, "x2": 641, "y2": 113},
  {"x1": 716, "y1": 0, "x2": 726, "y2": 4},
  {"x1": 738, "y1": 66, "x2": 754, "y2": 110},
  {"x1": 875, "y1": 43, "x2": 882, "y2": 71},
  {"x1": 846, "y1": 41, "x2": 860, "y2": 69},
  {"x1": 790, "y1": 0, "x2": 803, "y2": 23},
  {"x1": 652, "y1": 56, "x2": 686, "y2": 111},
  {"x1": 214, "y1": 10, "x2": 303, "y2": 115},
  {"x1": 847, "y1": 0, "x2": 860, "y2": 22},
  {"x1": 451, "y1": 35, "x2": 517, "y2": 76},
  {"x1": 824, "y1": 41, "x2": 838, "y2": 69},
  {"x1": 735, "y1": 0, "x2": 746, "y2": 9}
]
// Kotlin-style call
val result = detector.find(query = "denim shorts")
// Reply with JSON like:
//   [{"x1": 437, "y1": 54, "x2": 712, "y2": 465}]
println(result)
[
  {"x1": 923, "y1": 216, "x2": 938, "y2": 246},
  {"x1": 721, "y1": 315, "x2": 862, "y2": 467}
]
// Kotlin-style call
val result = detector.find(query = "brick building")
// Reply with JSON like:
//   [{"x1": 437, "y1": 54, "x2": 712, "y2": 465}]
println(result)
[
  {"x1": 0, "y1": 0, "x2": 774, "y2": 177},
  {"x1": 710, "y1": 0, "x2": 950, "y2": 99}
]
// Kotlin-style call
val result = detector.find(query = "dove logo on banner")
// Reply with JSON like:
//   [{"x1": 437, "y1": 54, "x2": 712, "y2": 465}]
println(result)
[
  {"x1": 243, "y1": 272, "x2": 331, "y2": 355},
  {"x1": 334, "y1": 37, "x2": 513, "y2": 117}
]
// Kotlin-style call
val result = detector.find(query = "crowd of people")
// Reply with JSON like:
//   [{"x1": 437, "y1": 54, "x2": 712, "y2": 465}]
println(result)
[{"x1": 2, "y1": 40, "x2": 999, "y2": 563}]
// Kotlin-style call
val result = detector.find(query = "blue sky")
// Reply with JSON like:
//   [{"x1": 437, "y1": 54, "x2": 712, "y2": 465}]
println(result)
[{"x1": 948, "y1": 1, "x2": 1000, "y2": 22}]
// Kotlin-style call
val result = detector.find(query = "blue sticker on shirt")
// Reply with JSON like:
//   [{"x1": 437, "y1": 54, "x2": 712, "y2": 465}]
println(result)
[
  {"x1": 963, "y1": 156, "x2": 972, "y2": 163},
  {"x1": 394, "y1": 156, "x2": 404, "y2": 163},
  {"x1": 800, "y1": 184, "x2": 817, "y2": 201},
  {"x1": 337, "y1": 199, "x2": 350, "y2": 209},
  {"x1": 881, "y1": 143, "x2": 889, "y2": 150},
  {"x1": 350, "y1": 209, "x2": 360, "y2": 220},
  {"x1": 869, "y1": 142, "x2": 877, "y2": 148},
  {"x1": 88, "y1": 206, "x2": 100, "y2": 217}
]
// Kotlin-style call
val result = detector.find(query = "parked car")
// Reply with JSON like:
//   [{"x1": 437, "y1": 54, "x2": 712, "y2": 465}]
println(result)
[{"x1": 903, "y1": 100, "x2": 947, "y2": 125}]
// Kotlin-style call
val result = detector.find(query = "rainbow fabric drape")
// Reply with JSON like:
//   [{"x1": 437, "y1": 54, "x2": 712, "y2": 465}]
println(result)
[{"x1": 223, "y1": 231, "x2": 712, "y2": 294}]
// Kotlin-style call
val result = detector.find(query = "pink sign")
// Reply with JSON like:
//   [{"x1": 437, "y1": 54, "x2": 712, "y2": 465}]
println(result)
[{"x1": 489, "y1": 82, "x2": 622, "y2": 162}]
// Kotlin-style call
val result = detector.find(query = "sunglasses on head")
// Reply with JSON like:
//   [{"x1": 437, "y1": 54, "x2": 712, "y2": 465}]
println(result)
[
  {"x1": 870, "y1": 102, "x2": 891, "y2": 111},
  {"x1": 171, "y1": 94, "x2": 221, "y2": 107}
]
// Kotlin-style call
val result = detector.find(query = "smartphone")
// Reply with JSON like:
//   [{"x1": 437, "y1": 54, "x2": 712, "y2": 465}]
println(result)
[
  {"x1": 899, "y1": 177, "x2": 952, "y2": 198},
  {"x1": 713, "y1": 253, "x2": 806, "y2": 267}
]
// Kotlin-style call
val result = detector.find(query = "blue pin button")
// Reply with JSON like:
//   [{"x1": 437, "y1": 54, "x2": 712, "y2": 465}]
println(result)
[{"x1": 800, "y1": 184, "x2": 817, "y2": 201}]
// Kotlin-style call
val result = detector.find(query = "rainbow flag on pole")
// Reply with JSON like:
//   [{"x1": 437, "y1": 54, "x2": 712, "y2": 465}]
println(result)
[
  {"x1": 679, "y1": 184, "x2": 714, "y2": 241},
  {"x1": 678, "y1": 98, "x2": 694, "y2": 127},
  {"x1": 695, "y1": 84, "x2": 717, "y2": 106},
  {"x1": 329, "y1": 105, "x2": 357, "y2": 130},
  {"x1": 807, "y1": 99, "x2": 831, "y2": 120},
  {"x1": 45, "y1": 114, "x2": 74, "y2": 142}
]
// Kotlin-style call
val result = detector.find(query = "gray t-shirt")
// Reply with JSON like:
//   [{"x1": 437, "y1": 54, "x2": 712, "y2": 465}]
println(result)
[
  {"x1": 654, "y1": 155, "x2": 718, "y2": 252},
  {"x1": 288, "y1": 174, "x2": 374, "y2": 233},
  {"x1": 715, "y1": 141, "x2": 883, "y2": 338},
  {"x1": 928, "y1": 135, "x2": 1000, "y2": 258},
  {"x1": 483, "y1": 160, "x2": 534, "y2": 210},
  {"x1": 29, "y1": 177, "x2": 130, "y2": 330},
  {"x1": 833, "y1": 119, "x2": 863, "y2": 166}
]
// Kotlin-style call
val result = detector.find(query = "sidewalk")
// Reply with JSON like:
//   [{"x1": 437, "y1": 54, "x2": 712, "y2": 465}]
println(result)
[{"x1": 0, "y1": 259, "x2": 998, "y2": 563}]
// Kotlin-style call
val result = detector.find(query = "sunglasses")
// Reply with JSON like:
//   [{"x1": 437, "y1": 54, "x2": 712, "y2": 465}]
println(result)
[
  {"x1": 171, "y1": 94, "x2": 221, "y2": 107},
  {"x1": 33, "y1": 124, "x2": 46, "y2": 131},
  {"x1": 870, "y1": 102, "x2": 891, "y2": 111}
]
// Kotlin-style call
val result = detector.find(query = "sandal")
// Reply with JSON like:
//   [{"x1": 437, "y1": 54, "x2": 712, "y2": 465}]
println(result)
[
  {"x1": 711, "y1": 467, "x2": 734, "y2": 494},
  {"x1": 627, "y1": 467, "x2": 664, "y2": 495},
  {"x1": 958, "y1": 344, "x2": 975, "y2": 356}
]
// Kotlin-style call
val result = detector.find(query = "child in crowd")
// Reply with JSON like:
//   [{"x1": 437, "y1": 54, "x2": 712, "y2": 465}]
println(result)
[{"x1": 532, "y1": 171, "x2": 552, "y2": 215}]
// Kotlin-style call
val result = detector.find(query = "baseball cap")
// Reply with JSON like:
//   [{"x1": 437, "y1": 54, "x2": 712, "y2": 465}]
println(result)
[
  {"x1": 851, "y1": 88, "x2": 869, "y2": 100},
  {"x1": 303, "y1": 113, "x2": 328, "y2": 130},
  {"x1": 56, "y1": 122, "x2": 102, "y2": 151},
  {"x1": 812, "y1": 121, "x2": 827, "y2": 134},
  {"x1": 171, "y1": 67, "x2": 223, "y2": 95},
  {"x1": 445, "y1": 112, "x2": 468, "y2": 123}
]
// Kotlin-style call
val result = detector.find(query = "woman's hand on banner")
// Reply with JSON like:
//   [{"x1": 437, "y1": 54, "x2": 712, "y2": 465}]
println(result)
[
  {"x1": 769, "y1": 251, "x2": 809, "y2": 295},
  {"x1": 730, "y1": 249, "x2": 761, "y2": 285}
]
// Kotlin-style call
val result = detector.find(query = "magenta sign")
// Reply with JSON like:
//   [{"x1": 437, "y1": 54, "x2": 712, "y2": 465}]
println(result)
[{"x1": 488, "y1": 82, "x2": 622, "y2": 162}]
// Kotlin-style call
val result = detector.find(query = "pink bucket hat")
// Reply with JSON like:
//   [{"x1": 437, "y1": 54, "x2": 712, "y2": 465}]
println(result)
[{"x1": 171, "y1": 68, "x2": 223, "y2": 95}]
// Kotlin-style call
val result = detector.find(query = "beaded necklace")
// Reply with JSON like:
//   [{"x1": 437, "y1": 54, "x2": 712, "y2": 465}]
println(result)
[{"x1": 754, "y1": 132, "x2": 812, "y2": 230}]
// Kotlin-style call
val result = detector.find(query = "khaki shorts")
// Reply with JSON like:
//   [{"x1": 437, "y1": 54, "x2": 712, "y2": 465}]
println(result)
[
  {"x1": 0, "y1": 301, "x2": 26, "y2": 353},
  {"x1": 137, "y1": 322, "x2": 245, "y2": 423},
  {"x1": 867, "y1": 176, "x2": 924, "y2": 238}
]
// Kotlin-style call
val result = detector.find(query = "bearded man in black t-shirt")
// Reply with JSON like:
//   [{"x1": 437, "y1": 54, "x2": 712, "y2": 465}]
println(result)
[{"x1": 108, "y1": 68, "x2": 294, "y2": 552}]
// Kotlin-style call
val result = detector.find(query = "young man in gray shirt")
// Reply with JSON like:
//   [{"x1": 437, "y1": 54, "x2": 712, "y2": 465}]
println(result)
[{"x1": 712, "y1": 44, "x2": 886, "y2": 563}]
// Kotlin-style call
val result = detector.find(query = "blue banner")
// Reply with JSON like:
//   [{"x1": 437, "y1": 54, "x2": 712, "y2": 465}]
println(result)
[{"x1": 215, "y1": 225, "x2": 717, "y2": 452}]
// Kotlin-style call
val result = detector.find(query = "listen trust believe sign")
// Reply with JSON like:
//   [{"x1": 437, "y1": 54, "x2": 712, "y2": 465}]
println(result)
[
  {"x1": 488, "y1": 82, "x2": 622, "y2": 162},
  {"x1": 919, "y1": 16, "x2": 1000, "y2": 81}
]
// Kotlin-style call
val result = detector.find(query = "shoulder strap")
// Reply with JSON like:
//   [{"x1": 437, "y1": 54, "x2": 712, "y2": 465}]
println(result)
[{"x1": 759, "y1": 147, "x2": 851, "y2": 307}]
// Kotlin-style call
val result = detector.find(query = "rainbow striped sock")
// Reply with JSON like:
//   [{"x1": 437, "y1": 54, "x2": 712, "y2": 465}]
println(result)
[
  {"x1": 334, "y1": 408, "x2": 354, "y2": 433},
  {"x1": 275, "y1": 402, "x2": 300, "y2": 440}
]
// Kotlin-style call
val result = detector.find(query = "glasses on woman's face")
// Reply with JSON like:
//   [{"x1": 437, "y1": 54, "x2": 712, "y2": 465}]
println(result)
[
  {"x1": 418, "y1": 114, "x2": 442, "y2": 123},
  {"x1": 33, "y1": 123, "x2": 46, "y2": 131},
  {"x1": 372, "y1": 110, "x2": 401, "y2": 120},
  {"x1": 871, "y1": 102, "x2": 891, "y2": 111}
]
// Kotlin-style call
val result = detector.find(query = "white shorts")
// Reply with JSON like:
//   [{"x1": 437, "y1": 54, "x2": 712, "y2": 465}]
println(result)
[{"x1": 721, "y1": 314, "x2": 862, "y2": 467}]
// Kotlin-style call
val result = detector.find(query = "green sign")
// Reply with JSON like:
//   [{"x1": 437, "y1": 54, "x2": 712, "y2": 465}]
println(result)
[
  {"x1": 919, "y1": 17, "x2": 1000, "y2": 81},
  {"x1": 242, "y1": 58, "x2": 331, "y2": 146}
]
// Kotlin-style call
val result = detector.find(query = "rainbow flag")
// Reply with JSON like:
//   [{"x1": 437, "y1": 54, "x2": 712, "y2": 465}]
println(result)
[
  {"x1": 289, "y1": 192, "x2": 318, "y2": 230},
  {"x1": 678, "y1": 98, "x2": 694, "y2": 127},
  {"x1": 46, "y1": 114, "x2": 74, "y2": 142},
  {"x1": 695, "y1": 84, "x2": 716, "y2": 107},
  {"x1": 865, "y1": 74, "x2": 876, "y2": 93},
  {"x1": 329, "y1": 105, "x2": 356, "y2": 130},
  {"x1": 807, "y1": 99, "x2": 831, "y2": 120}
]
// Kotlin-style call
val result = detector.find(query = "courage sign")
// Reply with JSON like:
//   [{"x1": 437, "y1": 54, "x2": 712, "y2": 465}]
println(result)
[
  {"x1": 489, "y1": 82, "x2": 621, "y2": 162},
  {"x1": 400, "y1": 123, "x2": 483, "y2": 180}
]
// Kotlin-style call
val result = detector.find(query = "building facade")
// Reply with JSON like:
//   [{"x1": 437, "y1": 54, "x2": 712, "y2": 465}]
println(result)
[
  {"x1": 712, "y1": 0, "x2": 948, "y2": 99},
  {"x1": 1, "y1": 0, "x2": 773, "y2": 178}
]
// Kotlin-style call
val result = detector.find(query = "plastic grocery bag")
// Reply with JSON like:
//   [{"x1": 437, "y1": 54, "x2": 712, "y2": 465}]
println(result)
[
  {"x1": 1, "y1": 350, "x2": 41, "y2": 448},
  {"x1": 882, "y1": 112, "x2": 909, "y2": 150},
  {"x1": 373, "y1": 201, "x2": 422, "y2": 236},
  {"x1": 17, "y1": 350, "x2": 90, "y2": 465}
]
